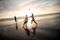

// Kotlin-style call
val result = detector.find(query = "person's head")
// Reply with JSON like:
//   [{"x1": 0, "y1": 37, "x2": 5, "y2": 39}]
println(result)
[
  {"x1": 26, "y1": 15, "x2": 28, "y2": 17},
  {"x1": 32, "y1": 13, "x2": 33, "y2": 16}
]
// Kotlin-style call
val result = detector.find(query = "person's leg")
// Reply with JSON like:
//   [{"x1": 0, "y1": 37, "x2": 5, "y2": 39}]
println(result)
[
  {"x1": 34, "y1": 20, "x2": 37, "y2": 26},
  {"x1": 23, "y1": 22, "x2": 28, "y2": 29},
  {"x1": 32, "y1": 20, "x2": 37, "y2": 35},
  {"x1": 32, "y1": 27, "x2": 36, "y2": 35},
  {"x1": 31, "y1": 20, "x2": 33, "y2": 24},
  {"x1": 24, "y1": 22, "x2": 27, "y2": 29},
  {"x1": 23, "y1": 23, "x2": 24, "y2": 28},
  {"x1": 34, "y1": 20, "x2": 37, "y2": 25},
  {"x1": 23, "y1": 22, "x2": 26, "y2": 28}
]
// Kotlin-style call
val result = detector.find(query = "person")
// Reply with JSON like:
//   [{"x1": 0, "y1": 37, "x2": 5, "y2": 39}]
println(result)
[
  {"x1": 31, "y1": 13, "x2": 37, "y2": 26},
  {"x1": 14, "y1": 16, "x2": 18, "y2": 30},
  {"x1": 14, "y1": 16, "x2": 17, "y2": 22},
  {"x1": 23, "y1": 15, "x2": 28, "y2": 28},
  {"x1": 23, "y1": 15, "x2": 30, "y2": 36},
  {"x1": 31, "y1": 13, "x2": 37, "y2": 35}
]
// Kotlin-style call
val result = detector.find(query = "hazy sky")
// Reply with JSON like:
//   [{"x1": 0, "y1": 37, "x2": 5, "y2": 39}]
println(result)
[{"x1": 0, "y1": 0, "x2": 60, "y2": 18}]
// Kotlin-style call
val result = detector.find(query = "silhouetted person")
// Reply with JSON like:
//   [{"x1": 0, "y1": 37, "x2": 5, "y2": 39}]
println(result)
[
  {"x1": 14, "y1": 16, "x2": 18, "y2": 30},
  {"x1": 23, "y1": 15, "x2": 30, "y2": 36},
  {"x1": 31, "y1": 13, "x2": 37, "y2": 35},
  {"x1": 31, "y1": 13, "x2": 37, "y2": 25},
  {"x1": 23, "y1": 15, "x2": 28, "y2": 28}
]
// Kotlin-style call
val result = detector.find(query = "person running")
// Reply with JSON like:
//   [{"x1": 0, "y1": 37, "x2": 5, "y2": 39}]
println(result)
[
  {"x1": 31, "y1": 13, "x2": 37, "y2": 25},
  {"x1": 23, "y1": 15, "x2": 28, "y2": 29},
  {"x1": 28, "y1": 9, "x2": 37, "y2": 25},
  {"x1": 31, "y1": 13, "x2": 37, "y2": 35},
  {"x1": 14, "y1": 16, "x2": 18, "y2": 30}
]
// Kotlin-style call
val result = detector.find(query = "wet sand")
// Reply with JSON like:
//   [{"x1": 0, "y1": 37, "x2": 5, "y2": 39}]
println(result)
[{"x1": 0, "y1": 13, "x2": 60, "y2": 40}]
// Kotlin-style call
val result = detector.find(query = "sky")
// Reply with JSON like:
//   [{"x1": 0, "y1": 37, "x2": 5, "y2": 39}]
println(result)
[{"x1": 0, "y1": 0, "x2": 60, "y2": 18}]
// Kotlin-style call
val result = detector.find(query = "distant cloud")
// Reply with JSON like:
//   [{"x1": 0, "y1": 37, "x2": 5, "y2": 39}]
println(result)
[{"x1": 0, "y1": 0, "x2": 60, "y2": 14}]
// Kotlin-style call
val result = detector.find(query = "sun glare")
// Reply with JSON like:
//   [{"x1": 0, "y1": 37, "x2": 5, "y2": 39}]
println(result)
[{"x1": 27, "y1": 18, "x2": 32, "y2": 29}]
